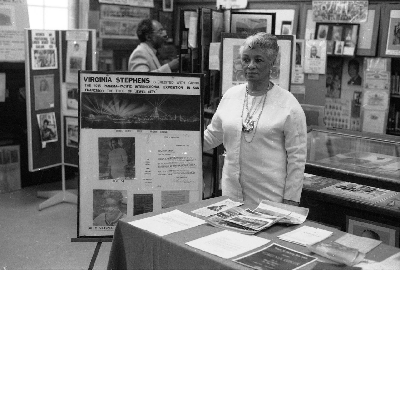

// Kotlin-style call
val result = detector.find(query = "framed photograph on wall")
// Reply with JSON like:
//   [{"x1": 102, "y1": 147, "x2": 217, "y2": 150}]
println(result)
[
  {"x1": 230, "y1": 11, "x2": 275, "y2": 37},
  {"x1": 347, "y1": 216, "x2": 399, "y2": 247},
  {"x1": 379, "y1": 4, "x2": 400, "y2": 57},
  {"x1": 281, "y1": 21, "x2": 292, "y2": 35},
  {"x1": 162, "y1": 0, "x2": 173, "y2": 12},
  {"x1": 356, "y1": 3, "x2": 380, "y2": 56}
]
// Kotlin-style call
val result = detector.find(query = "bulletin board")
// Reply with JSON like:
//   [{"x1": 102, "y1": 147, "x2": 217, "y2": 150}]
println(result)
[
  {"x1": 25, "y1": 29, "x2": 96, "y2": 172},
  {"x1": 78, "y1": 71, "x2": 204, "y2": 238}
]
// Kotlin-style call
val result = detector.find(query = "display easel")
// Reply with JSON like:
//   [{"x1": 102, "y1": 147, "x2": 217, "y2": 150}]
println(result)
[{"x1": 24, "y1": 29, "x2": 96, "y2": 210}]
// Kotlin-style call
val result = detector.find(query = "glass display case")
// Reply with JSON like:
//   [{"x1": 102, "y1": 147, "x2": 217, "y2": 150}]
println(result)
[{"x1": 306, "y1": 127, "x2": 400, "y2": 191}]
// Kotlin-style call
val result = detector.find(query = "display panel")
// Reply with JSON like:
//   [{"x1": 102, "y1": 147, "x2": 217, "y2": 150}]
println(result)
[{"x1": 78, "y1": 71, "x2": 204, "y2": 237}]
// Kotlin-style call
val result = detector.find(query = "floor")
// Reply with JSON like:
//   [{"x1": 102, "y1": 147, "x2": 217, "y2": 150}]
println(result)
[{"x1": 0, "y1": 178, "x2": 111, "y2": 270}]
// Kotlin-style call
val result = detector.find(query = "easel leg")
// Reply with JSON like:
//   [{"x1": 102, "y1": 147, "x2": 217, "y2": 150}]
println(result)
[{"x1": 89, "y1": 242, "x2": 102, "y2": 270}]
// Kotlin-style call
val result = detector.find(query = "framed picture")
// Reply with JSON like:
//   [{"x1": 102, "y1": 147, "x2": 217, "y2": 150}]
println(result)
[
  {"x1": 162, "y1": 0, "x2": 173, "y2": 12},
  {"x1": 230, "y1": 11, "x2": 275, "y2": 37},
  {"x1": 347, "y1": 216, "x2": 399, "y2": 247},
  {"x1": 272, "y1": 35, "x2": 294, "y2": 91},
  {"x1": 211, "y1": 9, "x2": 224, "y2": 42},
  {"x1": 304, "y1": 3, "x2": 317, "y2": 40},
  {"x1": 312, "y1": 1, "x2": 368, "y2": 24},
  {"x1": 356, "y1": 4, "x2": 380, "y2": 56},
  {"x1": 281, "y1": 20, "x2": 292, "y2": 35},
  {"x1": 260, "y1": 5, "x2": 300, "y2": 36},
  {"x1": 315, "y1": 23, "x2": 359, "y2": 57},
  {"x1": 65, "y1": 116, "x2": 78, "y2": 148},
  {"x1": 382, "y1": 6, "x2": 400, "y2": 57}
]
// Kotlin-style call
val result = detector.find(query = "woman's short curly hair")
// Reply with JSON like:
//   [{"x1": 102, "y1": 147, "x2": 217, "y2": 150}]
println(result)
[
  {"x1": 103, "y1": 190, "x2": 123, "y2": 205},
  {"x1": 239, "y1": 33, "x2": 279, "y2": 63}
]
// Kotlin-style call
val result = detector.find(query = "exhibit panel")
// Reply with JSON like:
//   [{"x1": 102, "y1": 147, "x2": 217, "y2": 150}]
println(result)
[{"x1": 78, "y1": 71, "x2": 204, "y2": 238}]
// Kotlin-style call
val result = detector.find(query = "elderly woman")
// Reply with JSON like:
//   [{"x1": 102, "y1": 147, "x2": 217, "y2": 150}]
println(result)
[{"x1": 204, "y1": 33, "x2": 307, "y2": 206}]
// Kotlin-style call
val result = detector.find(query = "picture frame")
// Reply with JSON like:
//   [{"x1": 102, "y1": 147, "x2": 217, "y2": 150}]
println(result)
[
  {"x1": 346, "y1": 216, "x2": 399, "y2": 247},
  {"x1": 221, "y1": 33, "x2": 293, "y2": 96},
  {"x1": 380, "y1": 4, "x2": 400, "y2": 57},
  {"x1": 314, "y1": 23, "x2": 359, "y2": 57},
  {"x1": 356, "y1": 3, "x2": 380, "y2": 56},
  {"x1": 211, "y1": 9, "x2": 224, "y2": 42},
  {"x1": 260, "y1": 5, "x2": 300, "y2": 36},
  {"x1": 312, "y1": 1, "x2": 368, "y2": 24},
  {"x1": 281, "y1": 20, "x2": 292, "y2": 35},
  {"x1": 230, "y1": 11, "x2": 276, "y2": 37},
  {"x1": 162, "y1": 0, "x2": 173, "y2": 12}
]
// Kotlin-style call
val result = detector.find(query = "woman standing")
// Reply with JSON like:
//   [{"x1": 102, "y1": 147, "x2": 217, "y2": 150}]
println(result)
[{"x1": 204, "y1": 33, "x2": 307, "y2": 206}]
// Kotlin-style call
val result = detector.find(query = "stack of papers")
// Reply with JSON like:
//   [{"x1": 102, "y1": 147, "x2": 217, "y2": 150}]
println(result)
[{"x1": 278, "y1": 225, "x2": 333, "y2": 246}]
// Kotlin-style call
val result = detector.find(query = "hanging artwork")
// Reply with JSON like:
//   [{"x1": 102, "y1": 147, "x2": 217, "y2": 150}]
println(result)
[{"x1": 312, "y1": 1, "x2": 368, "y2": 23}]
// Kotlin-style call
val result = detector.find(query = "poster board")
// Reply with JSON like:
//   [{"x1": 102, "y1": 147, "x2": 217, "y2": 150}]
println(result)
[
  {"x1": 25, "y1": 29, "x2": 96, "y2": 171},
  {"x1": 0, "y1": 0, "x2": 29, "y2": 62},
  {"x1": 78, "y1": 71, "x2": 204, "y2": 238}
]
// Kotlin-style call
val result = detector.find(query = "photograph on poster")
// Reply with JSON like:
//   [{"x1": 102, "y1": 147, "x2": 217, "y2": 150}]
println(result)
[
  {"x1": 314, "y1": 23, "x2": 358, "y2": 56},
  {"x1": 133, "y1": 193, "x2": 154, "y2": 215},
  {"x1": 317, "y1": 24, "x2": 329, "y2": 39},
  {"x1": 66, "y1": 84, "x2": 78, "y2": 110},
  {"x1": 81, "y1": 93, "x2": 201, "y2": 131},
  {"x1": 345, "y1": 57, "x2": 362, "y2": 86},
  {"x1": 92, "y1": 189, "x2": 127, "y2": 228},
  {"x1": 312, "y1": 1, "x2": 368, "y2": 23},
  {"x1": 100, "y1": 18, "x2": 139, "y2": 39},
  {"x1": 36, "y1": 112, "x2": 57, "y2": 144},
  {"x1": 334, "y1": 40, "x2": 343, "y2": 55},
  {"x1": 65, "y1": 117, "x2": 78, "y2": 148},
  {"x1": 161, "y1": 190, "x2": 190, "y2": 209},
  {"x1": 326, "y1": 57, "x2": 343, "y2": 98},
  {"x1": 0, "y1": 6, "x2": 15, "y2": 29},
  {"x1": 66, "y1": 40, "x2": 87, "y2": 84},
  {"x1": 386, "y1": 10, "x2": 400, "y2": 56},
  {"x1": 304, "y1": 40, "x2": 326, "y2": 74},
  {"x1": 34, "y1": 75, "x2": 54, "y2": 111},
  {"x1": 295, "y1": 40, "x2": 303, "y2": 66},
  {"x1": 230, "y1": 13, "x2": 274, "y2": 37},
  {"x1": 32, "y1": 49, "x2": 57, "y2": 70},
  {"x1": 98, "y1": 137, "x2": 135, "y2": 180},
  {"x1": 347, "y1": 216, "x2": 398, "y2": 247}
]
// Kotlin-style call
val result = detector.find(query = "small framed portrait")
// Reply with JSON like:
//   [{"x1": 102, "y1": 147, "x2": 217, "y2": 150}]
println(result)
[
  {"x1": 65, "y1": 116, "x2": 78, "y2": 148},
  {"x1": 230, "y1": 11, "x2": 275, "y2": 37},
  {"x1": 332, "y1": 25, "x2": 343, "y2": 42},
  {"x1": 334, "y1": 40, "x2": 344, "y2": 55},
  {"x1": 281, "y1": 20, "x2": 292, "y2": 35},
  {"x1": 162, "y1": 0, "x2": 173, "y2": 12},
  {"x1": 317, "y1": 24, "x2": 329, "y2": 40},
  {"x1": 347, "y1": 216, "x2": 399, "y2": 247}
]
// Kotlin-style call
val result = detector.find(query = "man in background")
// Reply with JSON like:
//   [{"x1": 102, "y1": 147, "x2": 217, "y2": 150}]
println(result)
[{"x1": 128, "y1": 19, "x2": 179, "y2": 73}]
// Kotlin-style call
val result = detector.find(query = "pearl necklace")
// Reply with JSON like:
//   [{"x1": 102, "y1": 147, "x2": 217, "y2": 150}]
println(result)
[{"x1": 241, "y1": 84, "x2": 271, "y2": 143}]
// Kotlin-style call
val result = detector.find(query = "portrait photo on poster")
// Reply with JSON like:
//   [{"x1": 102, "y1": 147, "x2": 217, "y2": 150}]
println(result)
[
  {"x1": 92, "y1": 189, "x2": 127, "y2": 228},
  {"x1": 34, "y1": 74, "x2": 55, "y2": 111},
  {"x1": 32, "y1": 49, "x2": 57, "y2": 70},
  {"x1": 65, "y1": 116, "x2": 78, "y2": 148},
  {"x1": 36, "y1": 112, "x2": 58, "y2": 144},
  {"x1": 304, "y1": 40, "x2": 326, "y2": 74},
  {"x1": 98, "y1": 137, "x2": 135, "y2": 181}
]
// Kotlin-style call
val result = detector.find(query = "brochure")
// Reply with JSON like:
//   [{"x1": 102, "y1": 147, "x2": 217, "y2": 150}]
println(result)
[
  {"x1": 234, "y1": 243, "x2": 317, "y2": 270},
  {"x1": 206, "y1": 200, "x2": 309, "y2": 234}
]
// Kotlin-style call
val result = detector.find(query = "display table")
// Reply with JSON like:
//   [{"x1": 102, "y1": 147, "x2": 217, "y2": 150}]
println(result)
[{"x1": 107, "y1": 197, "x2": 400, "y2": 270}]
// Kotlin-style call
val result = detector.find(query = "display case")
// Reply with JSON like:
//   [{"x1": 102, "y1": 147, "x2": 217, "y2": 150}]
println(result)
[{"x1": 306, "y1": 127, "x2": 400, "y2": 191}]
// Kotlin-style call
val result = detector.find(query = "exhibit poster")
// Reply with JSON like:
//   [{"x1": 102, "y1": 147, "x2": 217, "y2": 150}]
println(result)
[
  {"x1": 78, "y1": 72, "x2": 203, "y2": 237},
  {"x1": 312, "y1": 1, "x2": 368, "y2": 23},
  {"x1": 385, "y1": 10, "x2": 400, "y2": 56},
  {"x1": 98, "y1": 0, "x2": 154, "y2": 7},
  {"x1": 304, "y1": 40, "x2": 326, "y2": 74},
  {"x1": 31, "y1": 30, "x2": 58, "y2": 70}
]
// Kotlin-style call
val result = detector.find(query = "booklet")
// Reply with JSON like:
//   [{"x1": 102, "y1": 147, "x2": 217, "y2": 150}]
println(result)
[
  {"x1": 278, "y1": 225, "x2": 333, "y2": 246},
  {"x1": 233, "y1": 243, "x2": 317, "y2": 270},
  {"x1": 206, "y1": 200, "x2": 309, "y2": 234}
]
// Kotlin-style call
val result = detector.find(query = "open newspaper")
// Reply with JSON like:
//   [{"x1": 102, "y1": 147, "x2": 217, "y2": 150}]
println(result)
[{"x1": 206, "y1": 200, "x2": 309, "y2": 235}]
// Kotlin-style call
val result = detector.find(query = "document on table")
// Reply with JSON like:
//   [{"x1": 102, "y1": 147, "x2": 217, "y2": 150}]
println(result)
[
  {"x1": 335, "y1": 233, "x2": 381, "y2": 254},
  {"x1": 186, "y1": 230, "x2": 270, "y2": 259},
  {"x1": 278, "y1": 225, "x2": 333, "y2": 246},
  {"x1": 128, "y1": 210, "x2": 206, "y2": 236}
]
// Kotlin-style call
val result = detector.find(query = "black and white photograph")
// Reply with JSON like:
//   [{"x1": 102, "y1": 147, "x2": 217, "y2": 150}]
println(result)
[
  {"x1": 34, "y1": 74, "x2": 54, "y2": 111},
  {"x1": 326, "y1": 57, "x2": 343, "y2": 98},
  {"x1": 312, "y1": 0, "x2": 368, "y2": 23},
  {"x1": 317, "y1": 24, "x2": 329, "y2": 39},
  {"x1": 65, "y1": 117, "x2": 79, "y2": 148},
  {"x1": 281, "y1": 21, "x2": 292, "y2": 35},
  {"x1": 92, "y1": 189, "x2": 127, "y2": 227},
  {"x1": 386, "y1": 10, "x2": 400, "y2": 56},
  {"x1": 98, "y1": 137, "x2": 135, "y2": 180},
  {"x1": 230, "y1": 13, "x2": 275, "y2": 37},
  {"x1": 133, "y1": 193, "x2": 154, "y2": 215},
  {"x1": 36, "y1": 112, "x2": 58, "y2": 144},
  {"x1": 81, "y1": 93, "x2": 201, "y2": 131},
  {"x1": 32, "y1": 49, "x2": 57, "y2": 70},
  {"x1": 162, "y1": 0, "x2": 173, "y2": 12},
  {"x1": 66, "y1": 84, "x2": 79, "y2": 110}
]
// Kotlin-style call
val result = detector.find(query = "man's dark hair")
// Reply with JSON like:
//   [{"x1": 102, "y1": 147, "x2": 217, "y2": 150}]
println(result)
[
  {"x1": 137, "y1": 19, "x2": 154, "y2": 42},
  {"x1": 348, "y1": 59, "x2": 359, "y2": 72},
  {"x1": 43, "y1": 119, "x2": 49, "y2": 124}
]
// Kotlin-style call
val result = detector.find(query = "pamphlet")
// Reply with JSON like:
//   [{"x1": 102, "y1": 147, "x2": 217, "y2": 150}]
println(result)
[
  {"x1": 206, "y1": 200, "x2": 309, "y2": 234},
  {"x1": 191, "y1": 198, "x2": 243, "y2": 217},
  {"x1": 233, "y1": 243, "x2": 317, "y2": 270},
  {"x1": 278, "y1": 225, "x2": 333, "y2": 246}
]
